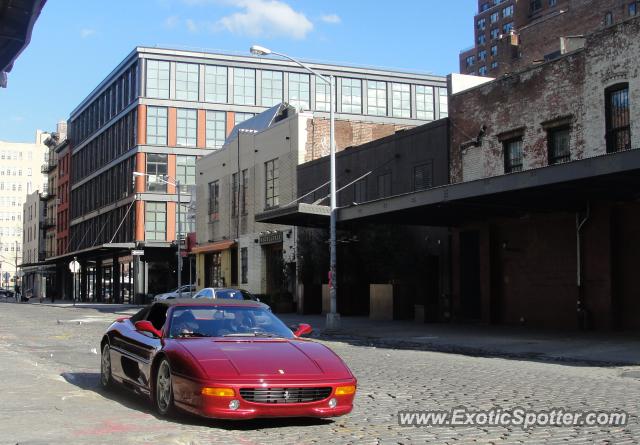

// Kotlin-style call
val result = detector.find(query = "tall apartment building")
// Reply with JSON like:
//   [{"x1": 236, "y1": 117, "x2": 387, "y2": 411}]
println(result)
[
  {"x1": 58, "y1": 46, "x2": 447, "y2": 303},
  {"x1": 0, "y1": 130, "x2": 48, "y2": 289},
  {"x1": 460, "y1": 0, "x2": 639, "y2": 77}
]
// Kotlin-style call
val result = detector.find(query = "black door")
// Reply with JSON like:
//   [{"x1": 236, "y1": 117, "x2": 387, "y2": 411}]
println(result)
[{"x1": 460, "y1": 231, "x2": 482, "y2": 320}]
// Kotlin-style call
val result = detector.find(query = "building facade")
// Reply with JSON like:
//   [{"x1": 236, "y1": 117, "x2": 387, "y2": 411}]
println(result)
[
  {"x1": 58, "y1": 46, "x2": 446, "y2": 302},
  {"x1": 21, "y1": 191, "x2": 45, "y2": 298},
  {"x1": 459, "y1": 0, "x2": 639, "y2": 77},
  {"x1": 0, "y1": 130, "x2": 48, "y2": 289}
]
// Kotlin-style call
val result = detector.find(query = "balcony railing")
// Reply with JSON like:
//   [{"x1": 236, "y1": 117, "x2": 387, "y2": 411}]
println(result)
[
  {"x1": 42, "y1": 217, "x2": 55, "y2": 228},
  {"x1": 41, "y1": 156, "x2": 57, "y2": 173}
]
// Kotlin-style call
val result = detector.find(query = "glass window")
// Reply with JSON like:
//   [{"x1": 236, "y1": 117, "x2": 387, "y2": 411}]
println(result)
[
  {"x1": 504, "y1": 138, "x2": 523, "y2": 173},
  {"x1": 438, "y1": 88, "x2": 448, "y2": 118},
  {"x1": 377, "y1": 172, "x2": 392, "y2": 198},
  {"x1": 206, "y1": 111, "x2": 226, "y2": 149},
  {"x1": 208, "y1": 181, "x2": 219, "y2": 221},
  {"x1": 466, "y1": 55, "x2": 476, "y2": 67},
  {"x1": 413, "y1": 162, "x2": 433, "y2": 191},
  {"x1": 491, "y1": 45, "x2": 498, "y2": 56},
  {"x1": 629, "y1": 2, "x2": 637, "y2": 16},
  {"x1": 233, "y1": 68, "x2": 255, "y2": 105},
  {"x1": 341, "y1": 78, "x2": 362, "y2": 114},
  {"x1": 503, "y1": 22, "x2": 513, "y2": 33},
  {"x1": 391, "y1": 83, "x2": 411, "y2": 118},
  {"x1": 241, "y1": 247, "x2": 248, "y2": 284},
  {"x1": 204, "y1": 65, "x2": 227, "y2": 103},
  {"x1": 235, "y1": 112, "x2": 254, "y2": 125},
  {"x1": 261, "y1": 70, "x2": 283, "y2": 107},
  {"x1": 145, "y1": 202, "x2": 166, "y2": 241},
  {"x1": 477, "y1": 18, "x2": 486, "y2": 30},
  {"x1": 288, "y1": 73, "x2": 310, "y2": 110},
  {"x1": 146, "y1": 154, "x2": 168, "y2": 192},
  {"x1": 354, "y1": 178, "x2": 367, "y2": 203},
  {"x1": 549, "y1": 0, "x2": 557, "y2": 5},
  {"x1": 491, "y1": 61, "x2": 499, "y2": 70},
  {"x1": 478, "y1": 34, "x2": 486, "y2": 45},
  {"x1": 176, "y1": 155, "x2": 196, "y2": 187},
  {"x1": 241, "y1": 169, "x2": 248, "y2": 215},
  {"x1": 479, "y1": 66, "x2": 488, "y2": 76},
  {"x1": 367, "y1": 81, "x2": 387, "y2": 116},
  {"x1": 604, "y1": 11, "x2": 613, "y2": 26},
  {"x1": 490, "y1": 28, "x2": 499, "y2": 39},
  {"x1": 605, "y1": 84, "x2": 630, "y2": 153},
  {"x1": 503, "y1": 5, "x2": 514, "y2": 17},
  {"x1": 548, "y1": 128, "x2": 571, "y2": 164},
  {"x1": 146, "y1": 106, "x2": 167, "y2": 145},
  {"x1": 479, "y1": 50, "x2": 487, "y2": 61},
  {"x1": 265, "y1": 158, "x2": 279, "y2": 208},
  {"x1": 231, "y1": 172, "x2": 239, "y2": 218},
  {"x1": 530, "y1": 0, "x2": 542, "y2": 12},
  {"x1": 177, "y1": 108, "x2": 197, "y2": 147},
  {"x1": 175, "y1": 63, "x2": 199, "y2": 101},
  {"x1": 315, "y1": 77, "x2": 332, "y2": 112},
  {"x1": 176, "y1": 203, "x2": 194, "y2": 235},
  {"x1": 146, "y1": 60, "x2": 170, "y2": 99},
  {"x1": 490, "y1": 12, "x2": 499, "y2": 22}
]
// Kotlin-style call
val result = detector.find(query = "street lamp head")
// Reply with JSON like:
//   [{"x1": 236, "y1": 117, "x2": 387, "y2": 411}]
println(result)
[
  {"x1": 250, "y1": 45, "x2": 271, "y2": 56},
  {"x1": 132, "y1": 171, "x2": 145, "y2": 177}
]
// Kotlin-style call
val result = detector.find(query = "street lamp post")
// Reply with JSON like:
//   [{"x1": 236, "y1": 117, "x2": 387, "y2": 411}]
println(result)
[
  {"x1": 250, "y1": 45, "x2": 340, "y2": 329},
  {"x1": 133, "y1": 172, "x2": 183, "y2": 298}
]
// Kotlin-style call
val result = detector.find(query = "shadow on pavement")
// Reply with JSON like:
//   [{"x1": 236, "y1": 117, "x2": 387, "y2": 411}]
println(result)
[{"x1": 61, "y1": 371, "x2": 334, "y2": 430}]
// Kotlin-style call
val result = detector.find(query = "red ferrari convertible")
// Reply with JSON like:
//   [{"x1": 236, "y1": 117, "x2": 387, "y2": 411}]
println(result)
[{"x1": 100, "y1": 299, "x2": 357, "y2": 419}]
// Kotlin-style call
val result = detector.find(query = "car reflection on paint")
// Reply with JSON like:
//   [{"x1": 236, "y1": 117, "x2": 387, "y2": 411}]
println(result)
[{"x1": 99, "y1": 299, "x2": 357, "y2": 419}]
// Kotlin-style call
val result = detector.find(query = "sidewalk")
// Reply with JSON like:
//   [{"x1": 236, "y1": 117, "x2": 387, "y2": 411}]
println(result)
[{"x1": 279, "y1": 313, "x2": 640, "y2": 366}]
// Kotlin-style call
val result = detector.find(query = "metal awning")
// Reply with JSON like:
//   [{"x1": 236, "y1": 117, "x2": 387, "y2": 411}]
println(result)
[
  {"x1": 255, "y1": 203, "x2": 330, "y2": 227},
  {"x1": 44, "y1": 243, "x2": 136, "y2": 263},
  {"x1": 191, "y1": 239, "x2": 236, "y2": 254},
  {"x1": 339, "y1": 148, "x2": 640, "y2": 226}
]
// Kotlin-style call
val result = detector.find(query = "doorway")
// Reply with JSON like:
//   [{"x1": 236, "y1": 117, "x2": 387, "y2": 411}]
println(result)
[{"x1": 460, "y1": 230, "x2": 482, "y2": 320}]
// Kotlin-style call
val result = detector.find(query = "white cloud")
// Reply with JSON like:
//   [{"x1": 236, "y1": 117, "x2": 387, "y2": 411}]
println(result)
[
  {"x1": 80, "y1": 28, "x2": 96, "y2": 39},
  {"x1": 164, "y1": 15, "x2": 180, "y2": 28},
  {"x1": 186, "y1": 18, "x2": 199, "y2": 32},
  {"x1": 215, "y1": 0, "x2": 313, "y2": 40},
  {"x1": 320, "y1": 14, "x2": 341, "y2": 24}
]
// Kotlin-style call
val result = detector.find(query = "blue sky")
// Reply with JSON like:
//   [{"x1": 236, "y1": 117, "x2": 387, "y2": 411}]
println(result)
[{"x1": 0, "y1": 0, "x2": 476, "y2": 142}]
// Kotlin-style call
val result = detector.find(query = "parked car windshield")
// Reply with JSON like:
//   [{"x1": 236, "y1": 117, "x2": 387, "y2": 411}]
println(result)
[{"x1": 168, "y1": 306, "x2": 294, "y2": 339}]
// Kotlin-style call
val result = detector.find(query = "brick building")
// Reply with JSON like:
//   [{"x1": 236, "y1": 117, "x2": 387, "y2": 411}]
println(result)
[{"x1": 460, "y1": 0, "x2": 639, "y2": 77}]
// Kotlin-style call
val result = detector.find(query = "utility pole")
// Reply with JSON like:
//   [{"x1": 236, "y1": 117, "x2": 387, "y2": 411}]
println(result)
[{"x1": 177, "y1": 179, "x2": 182, "y2": 298}]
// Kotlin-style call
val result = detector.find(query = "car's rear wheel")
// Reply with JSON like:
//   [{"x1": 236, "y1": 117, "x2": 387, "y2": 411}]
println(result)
[
  {"x1": 100, "y1": 343, "x2": 112, "y2": 389},
  {"x1": 155, "y1": 359, "x2": 175, "y2": 416}
]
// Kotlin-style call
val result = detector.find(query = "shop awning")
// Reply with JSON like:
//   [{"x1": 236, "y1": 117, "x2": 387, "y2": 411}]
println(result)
[
  {"x1": 255, "y1": 203, "x2": 330, "y2": 227},
  {"x1": 191, "y1": 239, "x2": 236, "y2": 254}
]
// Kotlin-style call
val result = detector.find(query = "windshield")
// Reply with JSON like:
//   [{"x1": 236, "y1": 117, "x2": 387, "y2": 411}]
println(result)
[{"x1": 168, "y1": 306, "x2": 294, "y2": 339}]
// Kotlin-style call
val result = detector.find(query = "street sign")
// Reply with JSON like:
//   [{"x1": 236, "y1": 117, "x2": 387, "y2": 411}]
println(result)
[
  {"x1": 69, "y1": 260, "x2": 80, "y2": 274},
  {"x1": 17, "y1": 270, "x2": 24, "y2": 278},
  {"x1": 131, "y1": 250, "x2": 144, "y2": 256}
]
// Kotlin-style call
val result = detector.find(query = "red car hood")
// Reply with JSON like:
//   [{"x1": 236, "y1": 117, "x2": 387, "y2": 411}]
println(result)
[{"x1": 175, "y1": 338, "x2": 353, "y2": 381}]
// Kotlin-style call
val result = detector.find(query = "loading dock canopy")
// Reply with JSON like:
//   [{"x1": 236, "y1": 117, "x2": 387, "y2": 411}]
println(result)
[{"x1": 258, "y1": 148, "x2": 640, "y2": 228}]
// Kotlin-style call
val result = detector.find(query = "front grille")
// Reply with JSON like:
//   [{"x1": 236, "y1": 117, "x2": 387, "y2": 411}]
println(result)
[{"x1": 239, "y1": 387, "x2": 332, "y2": 404}]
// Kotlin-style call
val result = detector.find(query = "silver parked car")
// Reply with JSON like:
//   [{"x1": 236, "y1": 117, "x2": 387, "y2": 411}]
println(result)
[
  {"x1": 192, "y1": 287, "x2": 271, "y2": 310},
  {"x1": 154, "y1": 284, "x2": 196, "y2": 301}
]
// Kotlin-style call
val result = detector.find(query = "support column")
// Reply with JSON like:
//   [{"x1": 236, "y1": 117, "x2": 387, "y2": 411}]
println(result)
[
  {"x1": 133, "y1": 255, "x2": 144, "y2": 305},
  {"x1": 113, "y1": 256, "x2": 121, "y2": 304}
]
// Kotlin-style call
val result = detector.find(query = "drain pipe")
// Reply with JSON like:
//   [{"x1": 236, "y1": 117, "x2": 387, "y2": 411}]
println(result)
[{"x1": 576, "y1": 202, "x2": 590, "y2": 329}]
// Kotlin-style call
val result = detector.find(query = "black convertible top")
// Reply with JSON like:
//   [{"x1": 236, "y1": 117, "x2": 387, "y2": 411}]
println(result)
[{"x1": 155, "y1": 298, "x2": 263, "y2": 308}]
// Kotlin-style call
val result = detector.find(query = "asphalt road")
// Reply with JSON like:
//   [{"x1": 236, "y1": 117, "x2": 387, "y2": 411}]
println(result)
[{"x1": 0, "y1": 303, "x2": 639, "y2": 444}]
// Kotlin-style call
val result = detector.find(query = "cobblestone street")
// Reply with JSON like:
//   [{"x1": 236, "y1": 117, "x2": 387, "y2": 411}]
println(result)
[{"x1": 1, "y1": 303, "x2": 639, "y2": 444}]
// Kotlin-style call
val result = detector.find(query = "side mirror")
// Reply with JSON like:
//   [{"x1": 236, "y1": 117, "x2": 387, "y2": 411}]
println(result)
[
  {"x1": 293, "y1": 323, "x2": 313, "y2": 337},
  {"x1": 135, "y1": 320, "x2": 162, "y2": 338}
]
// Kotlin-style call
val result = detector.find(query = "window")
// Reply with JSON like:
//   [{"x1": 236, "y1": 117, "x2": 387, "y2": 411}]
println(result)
[
  {"x1": 146, "y1": 60, "x2": 170, "y2": 99},
  {"x1": 377, "y1": 172, "x2": 392, "y2": 198},
  {"x1": 503, "y1": 5, "x2": 514, "y2": 16},
  {"x1": 367, "y1": 81, "x2": 387, "y2": 116},
  {"x1": 491, "y1": 61, "x2": 499, "y2": 70},
  {"x1": 265, "y1": 159, "x2": 279, "y2": 209},
  {"x1": 391, "y1": 83, "x2": 411, "y2": 118},
  {"x1": 479, "y1": 66, "x2": 488, "y2": 76},
  {"x1": 478, "y1": 50, "x2": 487, "y2": 61},
  {"x1": 204, "y1": 65, "x2": 227, "y2": 103},
  {"x1": 548, "y1": 127, "x2": 571, "y2": 164},
  {"x1": 261, "y1": 70, "x2": 283, "y2": 107},
  {"x1": 146, "y1": 154, "x2": 168, "y2": 192},
  {"x1": 504, "y1": 138, "x2": 523, "y2": 173},
  {"x1": 413, "y1": 162, "x2": 433, "y2": 191},
  {"x1": 147, "y1": 106, "x2": 167, "y2": 145},
  {"x1": 503, "y1": 22, "x2": 513, "y2": 33},
  {"x1": 208, "y1": 181, "x2": 219, "y2": 221},
  {"x1": 354, "y1": 178, "x2": 367, "y2": 203},
  {"x1": 288, "y1": 73, "x2": 310, "y2": 110},
  {"x1": 530, "y1": 0, "x2": 542, "y2": 12},
  {"x1": 206, "y1": 111, "x2": 226, "y2": 149},
  {"x1": 176, "y1": 203, "x2": 194, "y2": 235},
  {"x1": 233, "y1": 68, "x2": 255, "y2": 105},
  {"x1": 416, "y1": 86, "x2": 434, "y2": 121},
  {"x1": 175, "y1": 63, "x2": 199, "y2": 101},
  {"x1": 478, "y1": 34, "x2": 486, "y2": 45},
  {"x1": 477, "y1": 18, "x2": 486, "y2": 30},
  {"x1": 490, "y1": 12, "x2": 499, "y2": 23},
  {"x1": 231, "y1": 172, "x2": 239, "y2": 217},
  {"x1": 315, "y1": 77, "x2": 332, "y2": 112},
  {"x1": 491, "y1": 45, "x2": 498, "y2": 56},
  {"x1": 439, "y1": 88, "x2": 448, "y2": 118},
  {"x1": 341, "y1": 78, "x2": 362, "y2": 114},
  {"x1": 145, "y1": 202, "x2": 166, "y2": 241},
  {"x1": 480, "y1": 2, "x2": 490, "y2": 12},
  {"x1": 176, "y1": 108, "x2": 197, "y2": 147},
  {"x1": 490, "y1": 28, "x2": 500, "y2": 39},
  {"x1": 466, "y1": 55, "x2": 476, "y2": 67},
  {"x1": 630, "y1": 2, "x2": 637, "y2": 16},
  {"x1": 241, "y1": 169, "x2": 248, "y2": 215},
  {"x1": 234, "y1": 112, "x2": 255, "y2": 125},
  {"x1": 604, "y1": 12, "x2": 613, "y2": 26},
  {"x1": 549, "y1": 0, "x2": 557, "y2": 6},
  {"x1": 176, "y1": 155, "x2": 196, "y2": 188},
  {"x1": 605, "y1": 84, "x2": 631, "y2": 153},
  {"x1": 241, "y1": 247, "x2": 248, "y2": 284}
]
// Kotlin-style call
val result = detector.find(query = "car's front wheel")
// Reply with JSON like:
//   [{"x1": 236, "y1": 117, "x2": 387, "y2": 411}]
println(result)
[
  {"x1": 100, "y1": 343, "x2": 113, "y2": 389},
  {"x1": 155, "y1": 359, "x2": 175, "y2": 416}
]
